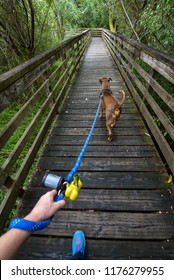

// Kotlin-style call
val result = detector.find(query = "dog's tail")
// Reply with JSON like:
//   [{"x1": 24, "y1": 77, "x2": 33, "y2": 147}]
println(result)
[{"x1": 118, "y1": 90, "x2": 125, "y2": 108}]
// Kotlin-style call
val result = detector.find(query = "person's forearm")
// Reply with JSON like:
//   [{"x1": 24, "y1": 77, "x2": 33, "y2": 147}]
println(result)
[
  {"x1": 0, "y1": 211, "x2": 42, "y2": 260},
  {"x1": 0, "y1": 228, "x2": 31, "y2": 260},
  {"x1": 0, "y1": 190, "x2": 65, "y2": 260}
]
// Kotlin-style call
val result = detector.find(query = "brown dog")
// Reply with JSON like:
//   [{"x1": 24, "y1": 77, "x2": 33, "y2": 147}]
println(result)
[{"x1": 99, "y1": 76, "x2": 125, "y2": 141}]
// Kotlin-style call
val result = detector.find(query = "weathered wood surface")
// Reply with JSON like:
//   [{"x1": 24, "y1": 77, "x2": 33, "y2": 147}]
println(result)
[{"x1": 17, "y1": 38, "x2": 174, "y2": 260}]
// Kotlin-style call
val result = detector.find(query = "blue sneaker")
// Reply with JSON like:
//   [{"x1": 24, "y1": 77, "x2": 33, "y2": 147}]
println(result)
[{"x1": 72, "y1": 230, "x2": 86, "y2": 256}]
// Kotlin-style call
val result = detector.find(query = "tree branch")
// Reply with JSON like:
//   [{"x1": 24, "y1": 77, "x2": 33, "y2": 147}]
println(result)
[
  {"x1": 0, "y1": 21, "x2": 22, "y2": 56},
  {"x1": 28, "y1": 0, "x2": 35, "y2": 53},
  {"x1": 34, "y1": 2, "x2": 52, "y2": 50},
  {"x1": 119, "y1": 0, "x2": 140, "y2": 42},
  {"x1": 21, "y1": 0, "x2": 31, "y2": 44}
]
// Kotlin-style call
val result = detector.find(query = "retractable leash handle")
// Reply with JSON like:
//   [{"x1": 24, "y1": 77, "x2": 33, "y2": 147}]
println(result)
[
  {"x1": 9, "y1": 179, "x2": 79, "y2": 231},
  {"x1": 42, "y1": 173, "x2": 65, "y2": 201},
  {"x1": 9, "y1": 177, "x2": 66, "y2": 232}
]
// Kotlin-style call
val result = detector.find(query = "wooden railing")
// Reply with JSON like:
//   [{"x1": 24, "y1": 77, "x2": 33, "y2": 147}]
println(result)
[
  {"x1": 102, "y1": 29, "x2": 174, "y2": 175},
  {"x1": 80, "y1": 28, "x2": 102, "y2": 37},
  {"x1": 0, "y1": 29, "x2": 91, "y2": 232}
]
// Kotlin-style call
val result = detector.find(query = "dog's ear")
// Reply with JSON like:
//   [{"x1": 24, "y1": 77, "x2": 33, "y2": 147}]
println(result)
[
  {"x1": 108, "y1": 77, "x2": 112, "y2": 82},
  {"x1": 99, "y1": 78, "x2": 102, "y2": 83}
]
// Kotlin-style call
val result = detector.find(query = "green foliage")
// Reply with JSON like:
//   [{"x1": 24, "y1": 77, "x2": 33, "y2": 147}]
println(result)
[
  {"x1": 1, "y1": 0, "x2": 174, "y2": 74},
  {"x1": 140, "y1": 0, "x2": 174, "y2": 54},
  {"x1": 74, "y1": 0, "x2": 108, "y2": 28},
  {"x1": 0, "y1": 92, "x2": 51, "y2": 232}
]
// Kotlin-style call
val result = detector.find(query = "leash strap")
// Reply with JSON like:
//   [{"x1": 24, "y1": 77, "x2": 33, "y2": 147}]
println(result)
[
  {"x1": 10, "y1": 193, "x2": 64, "y2": 231},
  {"x1": 9, "y1": 217, "x2": 52, "y2": 232},
  {"x1": 66, "y1": 98, "x2": 102, "y2": 183}
]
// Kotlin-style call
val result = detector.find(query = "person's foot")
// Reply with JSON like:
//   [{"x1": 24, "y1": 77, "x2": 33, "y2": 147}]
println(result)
[{"x1": 72, "y1": 230, "x2": 86, "y2": 256}]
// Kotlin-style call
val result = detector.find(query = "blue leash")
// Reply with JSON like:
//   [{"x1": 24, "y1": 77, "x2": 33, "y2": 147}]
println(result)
[
  {"x1": 10, "y1": 98, "x2": 102, "y2": 231},
  {"x1": 66, "y1": 98, "x2": 102, "y2": 183}
]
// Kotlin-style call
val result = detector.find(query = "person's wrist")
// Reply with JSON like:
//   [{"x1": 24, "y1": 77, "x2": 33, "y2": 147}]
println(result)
[{"x1": 24, "y1": 212, "x2": 42, "y2": 222}]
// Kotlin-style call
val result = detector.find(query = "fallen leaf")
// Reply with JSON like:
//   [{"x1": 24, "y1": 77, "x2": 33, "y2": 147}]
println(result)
[{"x1": 167, "y1": 175, "x2": 173, "y2": 184}]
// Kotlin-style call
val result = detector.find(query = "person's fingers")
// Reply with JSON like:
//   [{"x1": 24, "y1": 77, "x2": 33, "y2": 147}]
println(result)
[
  {"x1": 49, "y1": 189, "x2": 58, "y2": 199},
  {"x1": 55, "y1": 199, "x2": 66, "y2": 209}
]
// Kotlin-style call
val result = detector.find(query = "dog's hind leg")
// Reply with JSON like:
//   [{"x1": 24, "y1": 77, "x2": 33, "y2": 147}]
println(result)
[{"x1": 106, "y1": 122, "x2": 112, "y2": 141}]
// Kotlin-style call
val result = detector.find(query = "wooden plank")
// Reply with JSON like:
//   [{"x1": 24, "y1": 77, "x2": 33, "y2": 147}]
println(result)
[
  {"x1": 25, "y1": 211, "x2": 174, "y2": 240},
  {"x1": 38, "y1": 158, "x2": 163, "y2": 172},
  {"x1": 17, "y1": 236, "x2": 174, "y2": 260},
  {"x1": 27, "y1": 170, "x2": 169, "y2": 190},
  {"x1": 60, "y1": 108, "x2": 137, "y2": 115},
  {"x1": 44, "y1": 135, "x2": 154, "y2": 146},
  {"x1": 55, "y1": 118, "x2": 145, "y2": 127},
  {"x1": 60, "y1": 100, "x2": 137, "y2": 110},
  {"x1": 50, "y1": 127, "x2": 148, "y2": 136},
  {"x1": 21, "y1": 188, "x2": 174, "y2": 212},
  {"x1": 42, "y1": 144, "x2": 157, "y2": 158},
  {"x1": 38, "y1": 157, "x2": 164, "y2": 172}
]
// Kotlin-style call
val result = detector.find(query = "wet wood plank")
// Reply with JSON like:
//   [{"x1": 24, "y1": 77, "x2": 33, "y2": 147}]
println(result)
[
  {"x1": 17, "y1": 237, "x2": 174, "y2": 260},
  {"x1": 24, "y1": 170, "x2": 169, "y2": 190},
  {"x1": 38, "y1": 157, "x2": 163, "y2": 172},
  {"x1": 20, "y1": 188, "x2": 173, "y2": 212}
]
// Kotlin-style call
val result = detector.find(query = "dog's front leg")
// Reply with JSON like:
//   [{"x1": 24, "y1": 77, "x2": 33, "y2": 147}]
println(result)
[{"x1": 99, "y1": 105, "x2": 103, "y2": 119}]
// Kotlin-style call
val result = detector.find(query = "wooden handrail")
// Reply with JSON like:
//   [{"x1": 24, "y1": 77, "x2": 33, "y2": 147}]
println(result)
[
  {"x1": 0, "y1": 29, "x2": 91, "y2": 232},
  {"x1": 102, "y1": 29, "x2": 174, "y2": 175}
]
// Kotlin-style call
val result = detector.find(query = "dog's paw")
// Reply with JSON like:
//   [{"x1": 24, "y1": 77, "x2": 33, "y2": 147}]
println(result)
[
  {"x1": 99, "y1": 114, "x2": 102, "y2": 119},
  {"x1": 108, "y1": 136, "x2": 112, "y2": 141}
]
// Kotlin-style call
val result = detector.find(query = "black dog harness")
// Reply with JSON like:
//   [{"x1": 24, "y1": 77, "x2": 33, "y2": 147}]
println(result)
[{"x1": 99, "y1": 88, "x2": 113, "y2": 99}]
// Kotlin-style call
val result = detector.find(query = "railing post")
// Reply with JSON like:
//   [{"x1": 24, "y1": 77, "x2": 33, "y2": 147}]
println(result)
[{"x1": 147, "y1": 68, "x2": 158, "y2": 94}]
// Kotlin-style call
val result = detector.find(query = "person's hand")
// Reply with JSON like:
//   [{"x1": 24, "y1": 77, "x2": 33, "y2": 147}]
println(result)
[{"x1": 24, "y1": 190, "x2": 66, "y2": 222}]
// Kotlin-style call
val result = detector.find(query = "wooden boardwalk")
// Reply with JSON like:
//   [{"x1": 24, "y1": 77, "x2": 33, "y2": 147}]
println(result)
[{"x1": 18, "y1": 37, "x2": 174, "y2": 259}]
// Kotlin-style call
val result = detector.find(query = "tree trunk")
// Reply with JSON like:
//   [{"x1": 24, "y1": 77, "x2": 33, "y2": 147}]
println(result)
[{"x1": 109, "y1": 9, "x2": 116, "y2": 32}]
